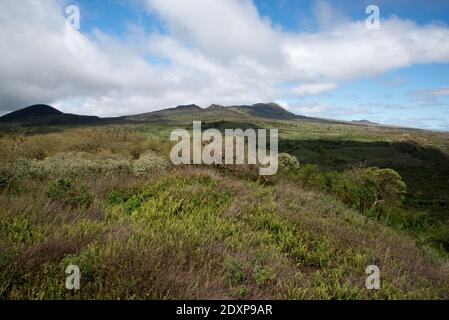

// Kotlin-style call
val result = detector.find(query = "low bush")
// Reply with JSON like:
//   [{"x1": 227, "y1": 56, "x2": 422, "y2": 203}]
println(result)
[
  {"x1": 131, "y1": 151, "x2": 168, "y2": 176},
  {"x1": 277, "y1": 153, "x2": 300, "y2": 174},
  {"x1": 0, "y1": 167, "x2": 13, "y2": 191},
  {"x1": 428, "y1": 224, "x2": 449, "y2": 252},
  {"x1": 0, "y1": 151, "x2": 169, "y2": 186},
  {"x1": 46, "y1": 178, "x2": 93, "y2": 209}
]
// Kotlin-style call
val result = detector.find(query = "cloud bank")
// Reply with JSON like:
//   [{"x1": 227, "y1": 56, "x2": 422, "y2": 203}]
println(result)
[{"x1": 1, "y1": 0, "x2": 449, "y2": 119}]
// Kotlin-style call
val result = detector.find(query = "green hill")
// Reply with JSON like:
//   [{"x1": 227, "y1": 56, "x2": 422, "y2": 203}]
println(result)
[
  {"x1": 124, "y1": 102, "x2": 300, "y2": 123},
  {"x1": 0, "y1": 103, "x2": 301, "y2": 129},
  {"x1": 1, "y1": 104, "x2": 449, "y2": 299}
]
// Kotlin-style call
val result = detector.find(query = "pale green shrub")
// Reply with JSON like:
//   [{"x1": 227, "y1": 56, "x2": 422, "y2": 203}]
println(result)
[
  {"x1": 0, "y1": 150, "x2": 169, "y2": 186},
  {"x1": 278, "y1": 153, "x2": 300, "y2": 173},
  {"x1": 39, "y1": 153, "x2": 101, "y2": 178},
  {"x1": 131, "y1": 151, "x2": 168, "y2": 176},
  {"x1": 38, "y1": 153, "x2": 133, "y2": 178}
]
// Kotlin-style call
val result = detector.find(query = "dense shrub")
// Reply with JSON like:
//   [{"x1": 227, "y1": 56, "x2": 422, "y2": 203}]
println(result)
[
  {"x1": 428, "y1": 224, "x2": 449, "y2": 251},
  {"x1": 334, "y1": 167, "x2": 406, "y2": 213},
  {"x1": 277, "y1": 153, "x2": 300, "y2": 173},
  {"x1": 0, "y1": 167, "x2": 13, "y2": 191},
  {"x1": 294, "y1": 164, "x2": 330, "y2": 189},
  {"x1": 384, "y1": 207, "x2": 430, "y2": 231},
  {"x1": 0, "y1": 150, "x2": 170, "y2": 185},
  {"x1": 0, "y1": 159, "x2": 39, "y2": 191},
  {"x1": 366, "y1": 167, "x2": 407, "y2": 209},
  {"x1": 107, "y1": 188, "x2": 138, "y2": 205},
  {"x1": 46, "y1": 178, "x2": 93, "y2": 209},
  {"x1": 131, "y1": 151, "x2": 168, "y2": 176},
  {"x1": 292, "y1": 165, "x2": 406, "y2": 214},
  {"x1": 39, "y1": 153, "x2": 133, "y2": 178}
]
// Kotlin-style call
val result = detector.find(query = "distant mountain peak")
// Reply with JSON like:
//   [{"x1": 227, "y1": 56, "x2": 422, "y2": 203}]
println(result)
[
  {"x1": 175, "y1": 104, "x2": 202, "y2": 111},
  {"x1": 351, "y1": 119, "x2": 380, "y2": 126},
  {"x1": 0, "y1": 104, "x2": 62, "y2": 121},
  {"x1": 252, "y1": 102, "x2": 285, "y2": 110},
  {"x1": 0, "y1": 104, "x2": 101, "y2": 126},
  {"x1": 206, "y1": 104, "x2": 225, "y2": 109},
  {"x1": 1, "y1": 101, "x2": 300, "y2": 126},
  {"x1": 228, "y1": 102, "x2": 298, "y2": 120}
]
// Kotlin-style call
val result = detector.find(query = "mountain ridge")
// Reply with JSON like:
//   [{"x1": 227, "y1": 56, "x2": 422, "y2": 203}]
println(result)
[
  {"x1": 0, "y1": 103, "x2": 406, "y2": 130},
  {"x1": 0, "y1": 102, "x2": 301, "y2": 126}
]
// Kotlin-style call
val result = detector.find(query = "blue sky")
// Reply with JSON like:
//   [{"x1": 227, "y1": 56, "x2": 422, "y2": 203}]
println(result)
[
  {"x1": 1, "y1": 0, "x2": 449, "y2": 130},
  {"x1": 75, "y1": 0, "x2": 449, "y2": 33}
]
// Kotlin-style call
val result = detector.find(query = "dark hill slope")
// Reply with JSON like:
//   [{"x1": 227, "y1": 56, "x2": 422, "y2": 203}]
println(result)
[
  {"x1": 0, "y1": 104, "x2": 105, "y2": 126},
  {"x1": 0, "y1": 104, "x2": 62, "y2": 121},
  {"x1": 229, "y1": 103, "x2": 299, "y2": 120},
  {"x1": 2, "y1": 102, "x2": 302, "y2": 128},
  {"x1": 125, "y1": 102, "x2": 301, "y2": 124}
]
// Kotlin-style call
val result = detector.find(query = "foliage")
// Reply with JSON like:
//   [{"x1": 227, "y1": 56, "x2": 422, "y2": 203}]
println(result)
[
  {"x1": 1, "y1": 122, "x2": 449, "y2": 299},
  {"x1": 131, "y1": 151, "x2": 168, "y2": 176},
  {"x1": 46, "y1": 178, "x2": 93, "y2": 209},
  {"x1": 0, "y1": 151, "x2": 169, "y2": 191},
  {"x1": 1, "y1": 170, "x2": 448, "y2": 299},
  {"x1": 292, "y1": 165, "x2": 407, "y2": 215},
  {"x1": 277, "y1": 152, "x2": 300, "y2": 173}
]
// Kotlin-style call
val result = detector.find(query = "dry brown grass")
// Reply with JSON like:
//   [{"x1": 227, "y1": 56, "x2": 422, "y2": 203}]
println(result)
[
  {"x1": 20, "y1": 239, "x2": 83, "y2": 270},
  {"x1": 0, "y1": 127, "x2": 170, "y2": 162}
]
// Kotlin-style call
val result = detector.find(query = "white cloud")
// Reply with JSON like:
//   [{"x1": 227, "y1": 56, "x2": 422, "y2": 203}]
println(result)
[
  {"x1": 282, "y1": 18, "x2": 449, "y2": 81},
  {"x1": 433, "y1": 87, "x2": 449, "y2": 97},
  {"x1": 292, "y1": 83, "x2": 337, "y2": 97},
  {"x1": 145, "y1": 0, "x2": 281, "y2": 65},
  {"x1": 292, "y1": 103, "x2": 332, "y2": 115},
  {"x1": 275, "y1": 100, "x2": 290, "y2": 111},
  {"x1": 1, "y1": 0, "x2": 449, "y2": 118},
  {"x1": 408, "y1": 86, "x2": 449, "y2": 106}
]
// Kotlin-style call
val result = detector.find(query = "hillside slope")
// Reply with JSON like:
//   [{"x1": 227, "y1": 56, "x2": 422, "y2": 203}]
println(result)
[
  {"x1": 125, "y1": 102, "x2": 300, "y2": 123},
  {"x1": 228, "y1": 103, "x2": 300, "y2": 119},
  {"x1": 1, "y1": 108, "x2": 449, "y2": 299},
  {"x1": 1, "y1": 165, "x2": 448, "y2": 299},
  {"x1": 1, "y1": 103, "x2": 301, "y2": 128}
]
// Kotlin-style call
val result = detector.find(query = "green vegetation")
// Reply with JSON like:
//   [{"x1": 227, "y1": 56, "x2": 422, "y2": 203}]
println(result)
[
  {"x1": 1, "y1": 110, "x2": 449, "y2": 299},
  {"x1": 46, "y1": 179, "x2": 93, "y2": 209}
]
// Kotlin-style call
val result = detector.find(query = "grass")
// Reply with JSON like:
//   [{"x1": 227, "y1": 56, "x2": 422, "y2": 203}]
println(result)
[
  {"x1": 1, "y1": 168, "x2": 448, "y2": 299},
  {"x1": 1, "y1": 118, "x2": 449, "y2": 299}
]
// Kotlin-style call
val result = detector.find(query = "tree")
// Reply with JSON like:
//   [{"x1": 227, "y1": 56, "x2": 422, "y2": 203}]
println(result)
[
  {"x1": 331, "y1": 166, "x2": 407, "y2": 213},
  {"x1": 365, "y1": 167, "x2": 407, "y2": 211}
]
